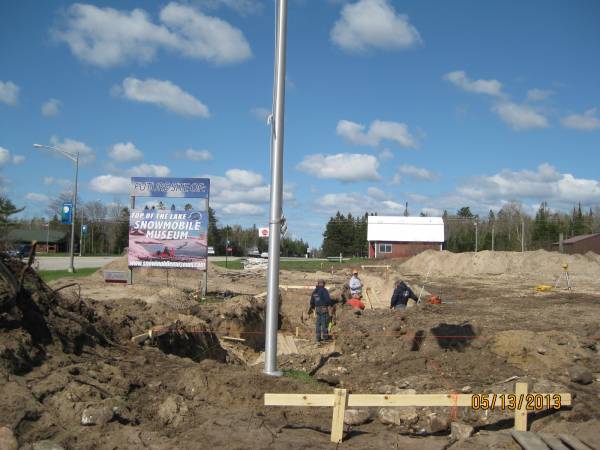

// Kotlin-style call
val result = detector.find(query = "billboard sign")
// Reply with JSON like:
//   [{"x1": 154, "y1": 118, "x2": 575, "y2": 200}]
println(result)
[
  {"x1": 61, "y1": 202, "x2": 73, "y2": 225},
  {"x1": 258, "y1": 227, "x2": 269, "y2": 238},
  {"x1": 128, "y1": 209, "x2": 208, "y2": 270},
  {"x1": 131, "y1": 177, "x2": 209, "y2": 198}
]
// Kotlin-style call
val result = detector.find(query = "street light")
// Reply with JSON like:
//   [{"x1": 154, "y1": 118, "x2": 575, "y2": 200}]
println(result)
[{"x1": 33, "y1": 143, "x2": 79, "y2": 272}]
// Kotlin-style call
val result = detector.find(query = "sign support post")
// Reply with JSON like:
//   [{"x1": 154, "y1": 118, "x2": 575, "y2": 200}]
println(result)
[
  {"x1": 129, "y1": 195, "x2": 135, "y2": 285},
  {"x1": 202, "y1": 193, "x2": 209, "y2": 299}
]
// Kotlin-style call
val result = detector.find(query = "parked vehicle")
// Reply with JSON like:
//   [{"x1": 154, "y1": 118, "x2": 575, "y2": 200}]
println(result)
[{"x1": 7, "y1": 243, "x2": 33, "y2": 258}]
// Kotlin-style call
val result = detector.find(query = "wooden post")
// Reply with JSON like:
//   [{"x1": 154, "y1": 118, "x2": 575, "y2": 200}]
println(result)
[
  {"x1": 514, "y1": 382, "x2": 528, "y2": 431},
  {"x1": 330, "y1": 388, "x2": 348, "y2": 443}
]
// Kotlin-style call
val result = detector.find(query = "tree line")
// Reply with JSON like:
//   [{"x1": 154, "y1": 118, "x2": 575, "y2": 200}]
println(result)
[{"x1": 321, "y1": 201, "x2": 600, "y2": 256}]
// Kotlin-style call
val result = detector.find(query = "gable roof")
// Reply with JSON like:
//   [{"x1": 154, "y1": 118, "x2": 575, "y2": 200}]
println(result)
[
  {"x1": 5, "y1": 229, "x2": 68, "y2": 243},
  {"x1": 561, "y1": 233, "x2": 600, "y2": 244}
]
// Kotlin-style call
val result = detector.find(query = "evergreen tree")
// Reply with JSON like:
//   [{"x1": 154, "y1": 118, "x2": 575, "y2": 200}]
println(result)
[{"x1": 0, "y1": 196, "x2": 24, "y2": 224}]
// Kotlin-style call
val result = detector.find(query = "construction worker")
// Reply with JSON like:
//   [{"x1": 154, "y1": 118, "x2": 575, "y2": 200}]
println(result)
[
  {"x1": 390, "y1": 280, "x2": 418, "y2": 310},
  {"x1": 348, "y1": 269, "x2": 362, "y2": 297},
  {"x1": 308, "y1": 279, "x2": 333, "y2": 342}
]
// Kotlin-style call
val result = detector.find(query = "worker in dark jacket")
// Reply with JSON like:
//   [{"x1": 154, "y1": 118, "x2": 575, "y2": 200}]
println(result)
[
  {"x1": 390, "y1": 280, "x2": 418, "y2": 310},
  {"x1": 308, "y1": 279, "x2": 333, "y2": 342}
]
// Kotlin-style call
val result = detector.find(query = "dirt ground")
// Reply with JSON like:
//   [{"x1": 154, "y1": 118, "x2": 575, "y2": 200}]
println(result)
[{"x1": 1, "y1": 251, "x2": 599, "y2": 449}]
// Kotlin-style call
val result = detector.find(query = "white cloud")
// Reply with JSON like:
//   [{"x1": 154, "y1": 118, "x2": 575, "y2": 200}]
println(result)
[
  {"x1": 392, "y1": 164, "x2": 437, "y2": 184},
  {"x1": 421, "y1": 207, "x2": 443, "y2": 216},
  {"x1": 0, "y1": 81, "x2": 19, "y2": 106},
  {"x1": 378, "y1": 148, "x2": 394, "y2": 160},
  {"x1": 443, "y1": 70, "x2": 503, "y2": 97},
  {"x1": 44, "y1": 177, "x2": 71, "y2": 188},
  {"x1": 116, "y1": 77, "x2": 210, "y2": 117},
  {"x1": 331, "y1": 0, "x2": 422, "y2": 52},
  {"x1": 561, "y1": 108, "x2": 600, "y2": 131},
  {"x1": 492, "y1": 102, "x2": 549, "y2": 131},
  {"x1": 53, "y1": 3, "x2": 251, "y2": 68},
  {"x1": 49, "y1": 136, "x2": 96, "y2": 164},
  {"x1": 107, "y1": 142, "x2": 143, "y2": 163},
  {"x1": 297, "y1": 153, "x2": 380, "y2": 182},
  {"x1": 41, "y1": 98, "x2": 61, "y2": 117},
  {"x1": 25, "y1": 193, "x2": 50, "y2": 202},
  {"x1": 336, "y1": 119, "x2": 417, "y2": 148},
  {"x1": 457, "y1": 163, "x2": 600, "y2": 205},
  {"x1": 367, "y1": 186, "x2": 386, "y2": 200},
  {"x1": 225, "y1": 169, "x2": 264, "y2": 187},
  {"x1": 199, "y1": 0, "x2": 263, "y2": 15},
  {"x1": 128, "y1": 163, "x2": 171, "y2": 177},
  {"x1": 176, "y1": 148, "x2": 213, "y2": 161},
  {"x1": 0, "y1": 147, "x2": 11, "y2": 166},
  {"x1": 12, "y1": 155, "x2": 25, "y2": 164},
  {"x1": 316, "y1": 191, "x2": 408, "y2": 215},
  {"x1": 526, "y1": 88, "x2": 553, "y2": 102},
  {"x1": 250, "y1": 107, "x2": 271, "y2": 122},
  {"x1": 221, "y1": 203, "x2": 264, "y2": 215},
  {"x1": 89, "y1": 175, "x2": 131, "y2": 194}
]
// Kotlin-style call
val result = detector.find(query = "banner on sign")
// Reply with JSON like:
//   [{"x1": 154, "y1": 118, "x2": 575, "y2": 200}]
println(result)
[
  {"x1": 61, "y1": 202, "x2": 73, "y2": 225},
  {"x1": 258, "y1": 227, "x2": 269, "y2": 238},
  {"x1": 128, "y1": 209, "x2": 208, "y2": 270},
  {"x1": 131, "y1": 177, "x2": 210, "y2": 199}
]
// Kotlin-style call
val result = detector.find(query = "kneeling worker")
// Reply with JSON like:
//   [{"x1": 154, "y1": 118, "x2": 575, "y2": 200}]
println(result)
[
  {"x1": 390, "y1": 280, "x2": 418, "y2": 310},
  {"x1": 308, "y1": 279, "x2": 333, "y2": 342}
]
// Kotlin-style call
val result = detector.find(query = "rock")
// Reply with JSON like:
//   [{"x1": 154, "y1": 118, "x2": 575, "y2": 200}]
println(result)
[
  {"x1": 537, "y1": 347, "x2": 547, "y2": 355},
  {"x1": 158, "y1": 395, "x2": 189, "y2": 427},
  {"x1": 570, "y1": 366, "x2": 593, "y2": 385},
  {"x1": 81, "y1": 406, "x2": 114, "y2": 426},
  {"x1": 377, "y1": 407, "x2": 418, "y2": 426},
  {"x1": 0, "y1": 427, "x2": 17, "y2": 450},
  {"x1": 461, "y1": 386, "x2": 472, "y2": 393},
  {"x1": 450, "y1": 422, "x2": 474, "y2": 440},
  {"x1": 32, "y1": 441, "x2": 65, "y2": 450},
  {"x1": 427, "y1": 413, "x2": 449, "y2": 433},
  {"x1": 344, "y1": 409, "x2": 371, "y2": 426},
  {"x1": 316, "y1": 374, "x2": 340, "y2": 386}
]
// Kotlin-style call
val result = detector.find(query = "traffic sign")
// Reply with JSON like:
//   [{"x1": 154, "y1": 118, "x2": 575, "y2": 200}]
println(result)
[{"x1": 258, "y1": 227, "x2": 269, "y2": 238}]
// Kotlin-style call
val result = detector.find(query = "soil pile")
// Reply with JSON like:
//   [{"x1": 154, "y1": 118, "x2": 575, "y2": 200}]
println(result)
[
  {"x1": 400, "y1": 249, "x2": 600, "y2": 280},
  {"x1": 0, "y1": 256, "x2": 110, "y2": 376}
]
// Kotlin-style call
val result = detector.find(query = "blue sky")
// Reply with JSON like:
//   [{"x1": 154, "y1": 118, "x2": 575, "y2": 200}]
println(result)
[{"x1": 1, "y1": 0, "x2": 599, "y2": 247}]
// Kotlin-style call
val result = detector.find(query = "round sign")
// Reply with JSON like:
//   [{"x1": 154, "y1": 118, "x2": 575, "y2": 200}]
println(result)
[{"x1": 261, "y1": 229, "x2": 268, "y2": 236}]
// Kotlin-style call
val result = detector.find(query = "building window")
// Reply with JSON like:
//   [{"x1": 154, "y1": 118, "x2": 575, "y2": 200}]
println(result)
[{"x1": 379, "y1": 243, "x2": 392, "y2": 253}]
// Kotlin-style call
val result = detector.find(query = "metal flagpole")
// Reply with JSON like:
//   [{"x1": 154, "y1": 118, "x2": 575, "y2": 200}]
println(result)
[{"x1": 264, "y1": 0, "x2": 288, "y2": 377}]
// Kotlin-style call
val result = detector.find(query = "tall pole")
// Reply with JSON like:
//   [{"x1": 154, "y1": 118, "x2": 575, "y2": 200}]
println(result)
[
  {"x1": 474, "y1": 221, "x2": 478, "y2": 252},
  {"x1": 521, "y1": 218, "x2": 525, "y2": 252},
  {"x1": 491, "y1": 223, "x2": 495, "y2": 251},
  {"x1": 69, "y1": 152, "x2": 79, "y2": 272},
  {"x1": 264, "y1": 0, "x2": 288, "y2": 377},
  {"x1": 46, "y1": 223, "x2": 49, "y2": 253}
]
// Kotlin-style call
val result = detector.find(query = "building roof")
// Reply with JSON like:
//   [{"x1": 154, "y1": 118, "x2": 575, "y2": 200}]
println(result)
[
  {"x1": 561, "y1": 233, "x2": 600, "y2": 244},
  {"x1": 5, "y1": 229, "x2": 67, "y2": 243},
  {"x1": 367, "y1": 216, "x2": 444, "y2": 243}
]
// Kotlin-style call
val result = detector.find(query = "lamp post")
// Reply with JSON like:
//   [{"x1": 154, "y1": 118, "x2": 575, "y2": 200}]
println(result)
[{"x1": 33, "y1": 143, "x2": 79, "y2": 272}]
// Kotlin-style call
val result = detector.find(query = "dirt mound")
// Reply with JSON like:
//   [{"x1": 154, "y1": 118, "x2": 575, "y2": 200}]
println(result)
[
  {"x1": 0, "y1": 256, "x2": 110, "y2": 376},
  {"x1": 400, "y1": 249, "x2": 600, "y2": 280}
]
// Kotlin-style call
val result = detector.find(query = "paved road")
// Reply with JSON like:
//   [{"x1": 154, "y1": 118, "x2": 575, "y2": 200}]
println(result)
[{"x1": 37, "y1": 256, "x2": 119, "y2": 271}]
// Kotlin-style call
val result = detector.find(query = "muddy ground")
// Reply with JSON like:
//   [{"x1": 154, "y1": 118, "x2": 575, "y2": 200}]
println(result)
[{"x1": 1, "y1": 254, "x2": 599, "y2": 449}]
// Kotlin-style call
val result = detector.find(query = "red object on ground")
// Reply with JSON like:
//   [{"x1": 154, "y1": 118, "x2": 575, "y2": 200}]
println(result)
[
  {"x1": 347, "y1": 298, "x2": 366, "y2": 310},
  {"x1": 428, "y1": 295, "x2": 442, "y2": 305}
]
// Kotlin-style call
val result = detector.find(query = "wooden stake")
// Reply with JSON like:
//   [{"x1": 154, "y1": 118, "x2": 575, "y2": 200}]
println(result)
[
  {"x1": 330, "y1": 388, "x2": 348, "y2": 443},
  {"x1": 514, "y1": 382, "x2": 528, "y2": 431}
]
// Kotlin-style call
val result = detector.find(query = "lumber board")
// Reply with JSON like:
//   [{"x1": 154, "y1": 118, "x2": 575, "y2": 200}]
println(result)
[
  {"x1": 347, "y1": 393, "x2": 472, "y2": 407},
  {"x1": 538, "y1": 433, "x2": 570, "y2": 450},
  {"x1": 514, "y1": 382, "x2": 529, "y2": 431},
  {"x1": 557, "y1": 434, "x2": 593, "y2": 450},
  {"x1": 511, "y1": 431, "x2": 550, "y2": 450},
  {"x1": 221, "y1": 336, "x2": 246, "y2": 342},
  {"x1": 265, "y1": 393, "x2": 334, "y2": 407},
  {"x1": 330, "y1": 389, "x2": 347, "y2": 443}
]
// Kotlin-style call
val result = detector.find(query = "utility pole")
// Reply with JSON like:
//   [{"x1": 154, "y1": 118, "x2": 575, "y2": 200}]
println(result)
[
  {"x1": 264, "y1": 0, "x2": 288, "y2": 377},
  {"x1": 491, "y1": 223, "x2": 495, "y2": 251},
  {"x1": 474, "y1": 221, "x2": 478, "y2": 252},
  {"x1": 521, "y1": 218, "x2": 525, "y2": 252}
]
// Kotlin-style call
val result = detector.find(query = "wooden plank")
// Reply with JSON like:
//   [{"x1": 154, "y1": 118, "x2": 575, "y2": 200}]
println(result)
[
  {"x1": 330, "y1": 389, "x2": 348, "y2": 443},
  {"x1": 511, "y1": 430, "x2": 550, "y2": 450},
  {"x1": 514, "y1": 382, "x2": 529, "y2": 431},
  {"x1": 538, "y1": 433, "x2": 570, "y2": 450},
  {"x1": 221, "y1": 336, "x2": 246, "y2": 342},
  {"x1": 348, "y1": 393, "x2": 473, "y2": 407},
  {"x1": 557, "y1": 435, "x2": 593, "y2": 450},
  {"x1": 264, "y1": 393, "x2": 334, "y2": 407}
]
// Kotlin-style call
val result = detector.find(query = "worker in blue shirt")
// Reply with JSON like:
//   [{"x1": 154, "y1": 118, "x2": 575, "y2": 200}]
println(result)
[
  {"x1": 308, "y1": 279, "x2": 334, "y2": 342},
  {"x1": 390, "y1": 280, "x2": 418, "y2": 310}
]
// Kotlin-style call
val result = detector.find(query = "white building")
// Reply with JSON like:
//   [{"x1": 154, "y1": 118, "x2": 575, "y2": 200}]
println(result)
[{"x1": 367, "y1": 216, "x2": 445, "y2": 259}]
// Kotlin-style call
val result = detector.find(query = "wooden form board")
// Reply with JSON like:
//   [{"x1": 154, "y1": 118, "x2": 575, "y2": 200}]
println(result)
[{"x1": 264, "y1": 383, "x2": 572, "y2": 444}]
